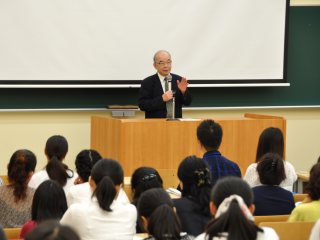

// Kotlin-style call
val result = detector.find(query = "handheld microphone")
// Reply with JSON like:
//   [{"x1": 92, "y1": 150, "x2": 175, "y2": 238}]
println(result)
[{"x1": 167, "y1": 74, "x2": 172, "y2": 92}]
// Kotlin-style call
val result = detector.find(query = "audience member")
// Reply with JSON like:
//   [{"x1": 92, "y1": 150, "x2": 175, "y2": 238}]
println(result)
[
  {"x1": 20, "y1": 180, "x2": 68, "y2": 238},
  {"x1": 195, "y1": 177, "x2": 279, "y2": 240},
  {"x1": 0, "y1": 149, "x2": 37, "y2": 227},
  {"x1": 197, "y1": 119, "x2": 241, "y2": 185},
  {"x1": 252, "y1": 153, "x2": 295, "y2": 216},
  {"x1": 60, "y1": 158, "x2": 137, "y2": 240},
  {"x1": 289, "y1": 162, "x2": 320, "y2": 221},
  {"x1": 174, "y1": 156, "x2": 211, "y2": 236},
  {"x1": 138, "y1": 188, "x2": 194, "y2": 240},
  {"x1": 28, "y1": 135, "x2": 78, "y2": 192},
  {"x1": 244, "y1": 127, "x2": 297, "y2": 191},
  {"x1": 25, "y1": 220, "x2": 80, "y2": 240}
]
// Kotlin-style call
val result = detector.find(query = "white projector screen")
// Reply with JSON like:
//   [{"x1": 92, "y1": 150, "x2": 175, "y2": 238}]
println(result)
[{"x1": 0, "y1": 0, "x2": 289, "y2": 87}]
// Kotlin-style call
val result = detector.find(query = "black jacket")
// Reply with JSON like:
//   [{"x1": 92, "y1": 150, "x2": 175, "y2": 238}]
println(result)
[{"x1": 138, "y1": 73, "x2": 192, "y2": 118}]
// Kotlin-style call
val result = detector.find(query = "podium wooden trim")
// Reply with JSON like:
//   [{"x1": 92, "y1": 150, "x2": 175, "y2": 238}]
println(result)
[{"x1": 91, "y1": 115, "x2": 286, "y2": 176}]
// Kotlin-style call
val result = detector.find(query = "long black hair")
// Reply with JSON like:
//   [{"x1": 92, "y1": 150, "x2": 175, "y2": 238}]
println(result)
[
  {"x1": 91, "y1": 158, "x2": 124, "y2": 211},
  {"x1": 205, "y1": 177, "x2": 262, "y2": 240},
  {"x1": 177, "y1": 155, "x2": 211, "y2": 216},
  {"x1": 256, "y1": 127, "x2": 284, "y2": 162},
  {"x1": 137, "y1": 188, "x2": 182, "y2": 240},
  {"x1": 45, "y1": 135, "x2": 72, "y2": 187},
  {"x1": 8, "y1": 149, "x2": 37, "y2": 202},
  {"x1": 31, "y1": 180, "x2": 68, "y2": 222}
]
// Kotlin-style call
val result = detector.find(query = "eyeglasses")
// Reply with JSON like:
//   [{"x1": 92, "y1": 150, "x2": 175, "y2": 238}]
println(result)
[{"x1": 156, "y1": 60, "x2": 172, "y2": 66}]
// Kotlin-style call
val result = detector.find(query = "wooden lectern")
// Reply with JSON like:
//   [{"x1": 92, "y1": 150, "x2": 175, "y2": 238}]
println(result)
[{"x1": 91, "y1": 114, "x2": 286, "y2": 183}]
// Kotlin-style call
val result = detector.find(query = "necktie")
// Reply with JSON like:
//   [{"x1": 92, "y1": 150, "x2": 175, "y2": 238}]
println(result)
[{"x1": 164, "y1": 77, "x2": 173, "y2": 118}]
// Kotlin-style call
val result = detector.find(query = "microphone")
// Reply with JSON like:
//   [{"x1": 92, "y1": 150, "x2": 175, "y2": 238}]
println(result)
[{"x1": 166, "y1": 74, "x2": 172, "y2": 92}]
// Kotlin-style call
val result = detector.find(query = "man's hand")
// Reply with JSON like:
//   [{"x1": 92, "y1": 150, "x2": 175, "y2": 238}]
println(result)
[
  {"x1": 177, "y1": 77, "x2": 188, "y2": 94},
  {"x1": 162, "y1": 91, "x2": 173, "y2": 102}
]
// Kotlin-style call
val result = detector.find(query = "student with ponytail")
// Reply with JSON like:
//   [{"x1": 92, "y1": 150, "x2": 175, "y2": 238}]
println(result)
[
  {"x1": 195, "y1": 177, "x2": 279, "y2": 240},
  {"x1": 0, "y1": 149, "x2": 37, "y2": 227},
  {"x1": 174, "y1": 156, "x2": 211, "y2": 236},
  {"x1": 29, "y1": 135, "x2": 77, "y2": 192},
  {"x1": 138, "y1": 188, "x2": 194, "y2": 240},
  {"x1": 60, "y1": 158, "x2": 137, "y2": 240}
]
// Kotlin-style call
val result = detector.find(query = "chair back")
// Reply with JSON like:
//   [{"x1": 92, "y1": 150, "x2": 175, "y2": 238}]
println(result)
[
  {"x1": 0, "y1": 175, "x2": 9, "y2": 185},
  {"x1": 254, "y1": 214, "x2": 289, "y2": 225},
  {"x1": 293, "y1": 193, "x2": 308, "y2": 203},
  {"x1": 3, "y1": 228, "x2": 21, "y2": 239},
  {"x1": 259, "y1": 221, "x2": 315, "y2": 240}
]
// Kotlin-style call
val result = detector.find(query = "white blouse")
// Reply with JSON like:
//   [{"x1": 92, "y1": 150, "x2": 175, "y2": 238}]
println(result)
[
  {"x1": 28, "y1": 169, "x2": 78, "y2": 194},
  {"x1": 61, "y1": 198, "x2": 137, "y2": 240},
  {"x1": 243, "y1": 160, "x2": 297, "y2": 191}
]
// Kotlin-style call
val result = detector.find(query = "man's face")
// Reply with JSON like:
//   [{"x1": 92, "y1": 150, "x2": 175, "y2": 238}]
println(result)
[{"x1": 153, "y1": 52, "x2": 172, "y2": 77}]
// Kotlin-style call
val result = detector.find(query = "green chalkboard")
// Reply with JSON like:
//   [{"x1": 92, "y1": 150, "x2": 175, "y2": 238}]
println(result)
[{"x1": 0, "y1": 7, "x2": 319, "y2": 109}]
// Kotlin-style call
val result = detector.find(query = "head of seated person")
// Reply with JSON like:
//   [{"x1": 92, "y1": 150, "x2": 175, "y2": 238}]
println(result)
[
  {"x1": 305, "y1": 162, "x2": 320, "y2": 201},
  {"x1": 204, "y1": 177, "x2": 268, "y2": 240},
  {"x1": 89, "y1": 158, "x2": 124, "y2": 211},
  {"x1": 137, "y1": 188, "x2": 186, "y2": 239},
  {"x1": 131, "y1": 167, "x2": 163, "y2": 206},
  {"x1": 257, "y1": 153, "x2": 286, "y2": 186},
  {"x1": 177, "y1": 155, "x2": 211, "y2": 215},
  {"x1": 20, "y1": 180, "x2": 68, "y2": 238},
  {"x1": 196, "y1": 119, "x2": 222, "y2": 152},
  {"x1": 25, "y1": 220, "x2": 80, "y2": 240},
  {"x1": 74, "y1": 149, "x2": 102, "y2": 184},
  {"x1": 8, "y1": 149, "x2": 37, "y2": 202},
  {"x1": 45, "y1": 135, "x2": 71, "y2": 187}
]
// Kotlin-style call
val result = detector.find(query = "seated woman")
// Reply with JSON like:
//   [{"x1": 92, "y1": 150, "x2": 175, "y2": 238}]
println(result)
[
  {"x1": 25, "y1": 220, "x2": 80, "y2": 240},
  {"x1": 137, "y1": 188, "x2": 194, "y2": 240},
  {"x1": 174, "y1": 155, "x2": 211, "y2": 236},
  {"x1": 0, "y1": 149, "x2": 37, "y2": 227},
  {"x1": 28, "y1": 135, "x2": 77, "y2": 192},
  {"x1": 253, "y1": 153, "x2": 295, "y2": 216},
  {"x1": 20, "y1": 180, "x2": 68, "y2": 238},
  {"x1": 289, "y1": 162, "x2": 320, "y2": 222},
  {"x1": 195, "y1": 177, "x2": 279, "y2": 240},
  {"x1": 244, "y1": 127, "x2": 297, "y2": 191},
  {"x1": 60, "y1": 158, "x2": 137, "y2": 240}
]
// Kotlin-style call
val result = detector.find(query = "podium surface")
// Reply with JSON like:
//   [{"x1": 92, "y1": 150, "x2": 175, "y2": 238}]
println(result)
[{"x1": 91, "y1": 114, "x2": 286, "y2": 176}]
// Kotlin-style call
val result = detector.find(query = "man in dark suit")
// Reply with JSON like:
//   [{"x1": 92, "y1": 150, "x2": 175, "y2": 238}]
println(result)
[{"x1": 138, "y1": 50, "x2": 192, "y2": 118}]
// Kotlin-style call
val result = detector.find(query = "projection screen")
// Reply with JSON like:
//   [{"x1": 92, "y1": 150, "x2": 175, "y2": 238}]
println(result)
[{"x1": 0, "y1": 0, "x2": 289, "y2": 87}]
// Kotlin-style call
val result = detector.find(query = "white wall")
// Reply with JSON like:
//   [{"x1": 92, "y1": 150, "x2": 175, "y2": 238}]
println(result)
[{"x1": 0, "y1": 108, "x2": 319, "y2": 175}]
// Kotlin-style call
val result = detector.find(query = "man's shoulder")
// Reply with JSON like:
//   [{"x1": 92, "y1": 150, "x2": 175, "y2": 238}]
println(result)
[{"x1": 143, "y1": 73, "x2": 158, "y2": 81}]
